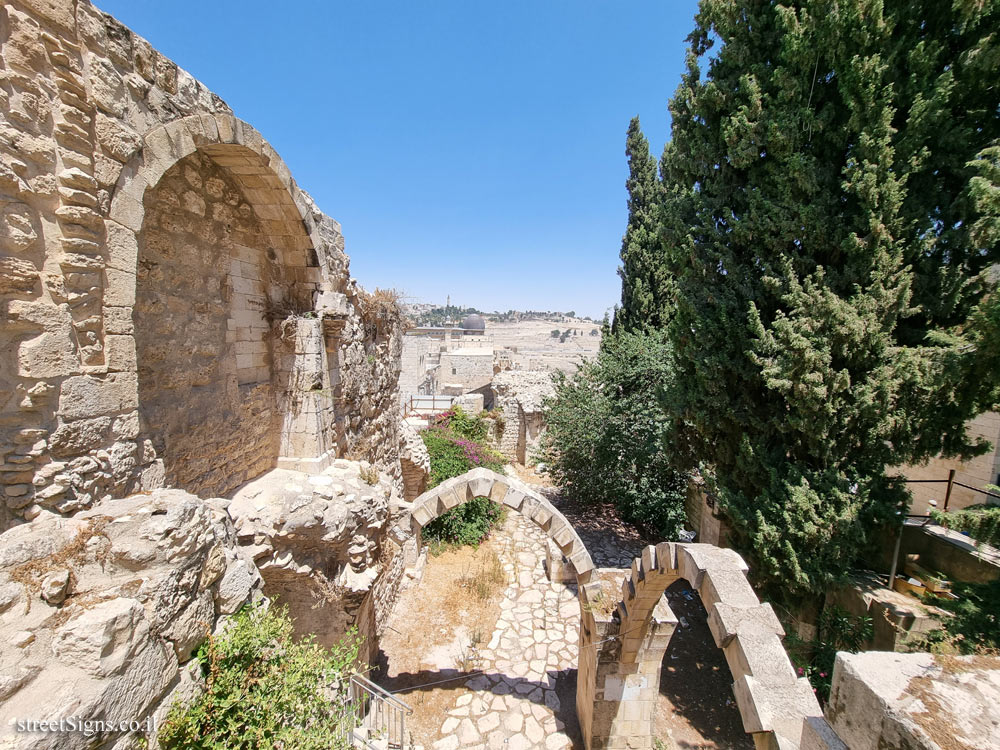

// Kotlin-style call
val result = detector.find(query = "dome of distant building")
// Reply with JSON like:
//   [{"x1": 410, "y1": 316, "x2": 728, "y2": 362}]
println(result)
[{"x1": 461, "y1": 314, "x2": 486, "y2": 332}]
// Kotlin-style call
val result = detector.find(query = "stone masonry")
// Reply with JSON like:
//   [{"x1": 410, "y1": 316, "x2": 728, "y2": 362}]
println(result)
[{"x1": 0, "y1": 0, "x2": 403, "y2": 530}]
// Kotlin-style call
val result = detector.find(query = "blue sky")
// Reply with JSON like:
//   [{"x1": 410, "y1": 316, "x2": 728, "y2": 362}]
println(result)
[{"x1": 95, "y1": 1, "x2": 700, "y2": 319}]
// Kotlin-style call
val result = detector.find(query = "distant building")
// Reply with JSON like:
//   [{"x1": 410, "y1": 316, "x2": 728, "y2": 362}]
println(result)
[{"x1": 461, "y1": 314, "x2": 487, "y2": 335}]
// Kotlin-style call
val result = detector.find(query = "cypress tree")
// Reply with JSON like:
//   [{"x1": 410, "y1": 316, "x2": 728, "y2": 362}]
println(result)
[
  {"x1": 614, "y1": 118, "x2": 668, "y2": 333},
  {"x1": 660, "y1": 0, "x2": 1000, "y2": 598}
]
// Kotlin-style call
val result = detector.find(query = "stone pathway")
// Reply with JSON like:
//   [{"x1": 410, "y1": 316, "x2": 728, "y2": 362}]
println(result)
[{"x1": 432, "y1": 513, "x2": 578, "y2": 750}]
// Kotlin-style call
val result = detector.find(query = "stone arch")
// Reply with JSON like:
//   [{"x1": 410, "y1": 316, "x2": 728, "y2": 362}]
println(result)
[
  {"x1": 578, "y1": 542, "x2": 823, "y2": 750},
  {"x1": 406, "y1": 467, "x2": 595, "y2": 584},
  {"x1": 104, "y1": 114, "x2": 345, "y2": 497}
]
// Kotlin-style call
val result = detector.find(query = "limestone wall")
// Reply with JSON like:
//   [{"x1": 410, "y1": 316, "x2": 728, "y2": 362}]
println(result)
[
  {"x1": 806, "y1": 652, "x2": 1000, "y2": 750},
  {"x1": 0, "y1": 489, "x2": 265, "y2": 750},
  {"x1": 0, "y1": 0, "x2": 403, "y2": 529},
  {"x1": 896, "y1": 410, "x2": 1000, "y2": 512},
  {"x1": 438, "y1": 349, "x2": 493, "y2": 392}
]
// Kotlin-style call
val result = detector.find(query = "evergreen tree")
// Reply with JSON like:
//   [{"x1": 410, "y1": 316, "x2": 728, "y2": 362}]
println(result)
[
  {"x1": 660, "y1": 0, "x2": 1000, "y2": 598},
  {"x1": 614, "y1": 118, "x2": 668, "y2": 333}
]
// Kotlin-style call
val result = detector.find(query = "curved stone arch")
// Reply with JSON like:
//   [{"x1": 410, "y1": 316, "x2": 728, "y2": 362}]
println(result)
[
  {"x1": 102, "y1": 113, "x2": 349, "y2": 496},
  {"x1": 406, "y1": 467, "x2": 595, "y2": 584},
  {"x1": 107, "y1": 113, "x2": 330, "y2": 291},
  {"x1": 579, "y1": 542, "x2": 823, "y2": 750}
]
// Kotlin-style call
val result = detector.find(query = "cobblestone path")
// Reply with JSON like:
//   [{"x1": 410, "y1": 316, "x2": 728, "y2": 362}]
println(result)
[{"x1": 431, "y1": 513, "x2": 578, "y2": 750}]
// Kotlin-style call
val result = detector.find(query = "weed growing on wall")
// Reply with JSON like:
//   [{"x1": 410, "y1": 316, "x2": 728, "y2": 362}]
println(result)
[
  {"x1": 918, "y1": 579, "x2": 1000, "y2": 656},
  {"x1": 929, "y1": 505, "x2": 1000, "y2": 548},
  {"x1": 159, "y1": 603, "x2": 361, "y2": 750}
]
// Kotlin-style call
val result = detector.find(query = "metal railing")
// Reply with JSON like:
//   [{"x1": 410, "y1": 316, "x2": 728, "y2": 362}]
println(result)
[
  {"x1": 904, "y1": 468, "x2": 1000, "y2": 512},
  {"x1": 349, "y1": 673, "x2": 412, "y2": 749},
  {"x1": 405, "y1": 394, "x2": 455, "y2": 415}
]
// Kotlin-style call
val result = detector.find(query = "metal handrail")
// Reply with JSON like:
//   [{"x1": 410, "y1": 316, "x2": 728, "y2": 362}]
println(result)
[{"x1": 349, "y1": 674, "x2": 412, "y2": 750}]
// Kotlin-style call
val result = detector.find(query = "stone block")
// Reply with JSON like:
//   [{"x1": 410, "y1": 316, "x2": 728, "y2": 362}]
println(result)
[
  {"x1": 678, "y1": 543, "x2": 749, "y2": 588},
  {"x1": 825, "y1": 652, "x2": 1000, "y2": 750},
  {"x1": 105, "y1": 334, "x2": 136, "y2": 372},
  {"x1": 700, "y1": 567, "x2": 760, "y2": 610},
  {"x1": 53, "y1": 598, "x2": 147, "y2": 677},
  {"x1": 58, "y1": 373, "x2": 138, "y2": 420},
  {"x1": 467, "y1": 474, "x2": 492, "y2": 499},
  {"x1": 723, "y1": 624, "x2": 797, "y2": 686},
  {"x1": 18, "y1": 325, "x2": 80, "y2": 378},
  {"x1": 439, "y1": 485, "x2": 463, "y2": 510},
  {"x1": 732, "y1": 673, "x2": 820, "y2": 741},
  {"x1": 800, "y1": 717, "x2": 847, "y2": 750},
  {"x1": 707, "y1": 602, "x2": 784, "y2": 648},
  {"x1": 501, "y1": 486, "x2": 526, "y2": 510},
  {"x1": 529, "y1": 502, "x2": 552, "y2": 528}
]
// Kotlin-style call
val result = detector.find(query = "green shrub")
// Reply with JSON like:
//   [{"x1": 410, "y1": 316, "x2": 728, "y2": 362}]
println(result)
[
  {"x1": 420, "y1": 408, "x2": 507, "y2": 546},
  {"x1": 431, "y1": 405, "x2": 490, "y2": 444},
  {"x1": 159, "y1": 603, "x2": 361, "y2": 750},
  {"x1": 425, "y1": 496, "x2": 505, "y2": 547},
  {"x1": 540, "y1": 328, "x2": 688, "y2": 539},
  {"x1": 785, "y1": 606, "x2": 873, "y2": 705},
  {"x1": 919, "y1": 579, "x2": 1000, "y2": 655},
  {"x1": 929, "y1": 505, "x2": 1000, "y2": 548}
]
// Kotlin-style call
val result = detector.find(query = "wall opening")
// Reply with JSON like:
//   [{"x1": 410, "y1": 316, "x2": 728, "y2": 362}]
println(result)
[{"x1": 135, "y1": 147, "x2": 313, "y2": 497}]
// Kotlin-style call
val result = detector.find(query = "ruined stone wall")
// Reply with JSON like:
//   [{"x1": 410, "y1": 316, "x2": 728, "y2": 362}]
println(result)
[
  {"x1": 136, "y1": 151, "x2": 289, "y2": 497},
  {"x1": 0, "y1": 0, "x2": 403, "y2": 529},
  {"x1": 438, "y1": 350, "x2": 493, "y2": 392}
]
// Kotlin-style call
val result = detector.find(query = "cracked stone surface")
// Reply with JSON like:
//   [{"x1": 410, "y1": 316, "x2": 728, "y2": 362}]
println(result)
[{"x1": 431, "y1": 513, "x2": 577, "y2": 750}]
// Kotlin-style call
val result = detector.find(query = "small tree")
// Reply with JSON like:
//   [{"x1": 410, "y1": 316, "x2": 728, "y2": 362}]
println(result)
[
  {"x1": 550, "y1": 329, "x2": 561, "y2": 338},
  {"x1": 614, "y1": 117, "x2": 670, "y2": 334},
  {"x1": 541, "y1": 329, "x2": 688, "y2": 538}
]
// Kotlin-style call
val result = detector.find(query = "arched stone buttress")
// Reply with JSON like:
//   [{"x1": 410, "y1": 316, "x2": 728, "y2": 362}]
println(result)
[
  {"x1": 405, "y1": 467, "x2": 595, "y2": 584},
  {"x1": 580, "y1": 542, "x2": 826, "y2": 750},
  {"x1": 103, "y1": 114, "x2": 351, "y2": 497}
]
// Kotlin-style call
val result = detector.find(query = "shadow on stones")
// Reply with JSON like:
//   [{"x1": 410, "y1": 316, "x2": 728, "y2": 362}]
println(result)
[
  {"x1": 546, "y1": 494, "x2": 650, "y2": 569},
  {"x1": 372, "y1": 651, "x2": 583, "y2": 748},
  {"x1": 657, "y1": 579, "x2": 753, "y2": 750}
]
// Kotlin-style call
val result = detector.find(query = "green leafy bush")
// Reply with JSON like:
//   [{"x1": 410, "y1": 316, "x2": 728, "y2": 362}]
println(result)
[
  {"x1": 929, "y1": 505, "x2": 1000, "y2": 548},
  {"x1": 424, "y1": 496, "x2": 505, "y2": 548},
  {"x1": 785, "y1": 606, "x2": 873, "y2": 705},
  {"x1": 919, "y1": 579, "x2": 1000, "y2": 655},
  {"x1": 159, "y1": 604, "x2": 361, "y2": 750},
  {"x1": 420, "y1": 407, "x2": 507, "y2": 546},
  {"x1": 540, "y1": 328, "x2": 688, "y2": 539}
]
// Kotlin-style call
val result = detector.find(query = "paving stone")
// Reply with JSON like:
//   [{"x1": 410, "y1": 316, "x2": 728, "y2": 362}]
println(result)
[
  {"x1": 434, "y1": 515, "x2": 576, "y2": 749},
  {"x1": 478, "y1": 712, "x2": 500, "y2": 733},
  {"x1": 457, "y1": 718, "x2": 479, "y2": 745},
  {"x1": 525, "y1": 716, "x2": 544, "y2": 744},
  {"x1": 503, "y1": 711, "x2": 524, "y2": 733}
]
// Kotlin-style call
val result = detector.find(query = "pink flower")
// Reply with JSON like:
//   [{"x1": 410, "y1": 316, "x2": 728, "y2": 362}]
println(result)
[
  {"x1": 797, "y1": 667, "x2": 804, "y2": 676},
  {"x1": 819, "y1": 672, "x2": 827, "y2": 678}
]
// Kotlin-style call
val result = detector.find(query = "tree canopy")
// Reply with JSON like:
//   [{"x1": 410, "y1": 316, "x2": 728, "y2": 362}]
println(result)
[{"x1": 655, "y1": 0, "x2": 1000, "y2": 597}]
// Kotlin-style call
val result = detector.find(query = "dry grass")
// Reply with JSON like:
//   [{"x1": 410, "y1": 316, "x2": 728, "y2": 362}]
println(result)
[
  {"x1": 357, "y1": 287, "x2": 404, "y2": 335},
  {"x1": 359, "y1": 464, "x2": 379, "y2": 485},
  {"x1": 9, "y1": 516, "x2": 111, "y2": 613},
  {"x1": 377, "y1": 536, "x2": 506, "y2": 746},
  {"x1": 458, "y1": 550, "x2": 505, "y2": 601}
]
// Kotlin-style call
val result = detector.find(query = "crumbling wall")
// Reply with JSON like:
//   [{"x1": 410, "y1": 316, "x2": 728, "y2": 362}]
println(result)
[
  {"x1": 0, "y1": 0, "x2": 404, "y2": 529},
  {"x1": 0, "y1": 489, "x2": 265, "y2": 750},
  {"x1": 492, "y1": 370, "x2": 554, "y2": 465}
]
